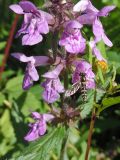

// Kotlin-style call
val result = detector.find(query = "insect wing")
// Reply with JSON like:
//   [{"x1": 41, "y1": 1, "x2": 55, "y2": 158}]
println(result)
[{"x1": 65, "y1": 81, "x2": 81, "y2": 97}]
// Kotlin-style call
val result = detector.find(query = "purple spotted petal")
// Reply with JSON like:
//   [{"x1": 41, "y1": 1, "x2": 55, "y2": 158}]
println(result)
[{"x1": 9, "y1": 4, "x2": 24, "y2": 14}]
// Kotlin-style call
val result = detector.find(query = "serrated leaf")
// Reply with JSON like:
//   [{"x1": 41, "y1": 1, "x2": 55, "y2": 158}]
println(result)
[
  {"x1": 0, "y1": 109, "x2": 16, "y2": 156},
  {"x1": 80, "y1": 90, "x2": 94, "y2": 119},
  {"x1": 16, "y1": 92, "x2": 41, "y2": 116},
  {"x1": 5, "y1": 75, "x2": 24, "y2": 98},
  {"x1": 16, "y1": 126, "x2": 66, "y2": 160},
  {"x1": 99, "y1": 96, "x2": 120, "y2": 113}
]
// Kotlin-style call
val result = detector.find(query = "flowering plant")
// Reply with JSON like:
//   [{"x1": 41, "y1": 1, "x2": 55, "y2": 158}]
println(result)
[{"x1": 7, "y1": 0, "x2": 120, "y2": 159}]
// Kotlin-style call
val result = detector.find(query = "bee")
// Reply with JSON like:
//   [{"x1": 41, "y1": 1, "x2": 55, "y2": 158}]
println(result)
[{"x1": 65, "y1": 73, "x2": 87, "y2": 103}]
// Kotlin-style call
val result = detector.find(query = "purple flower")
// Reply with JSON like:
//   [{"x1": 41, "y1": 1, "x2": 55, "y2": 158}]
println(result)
[
  {"x1": 42, "y1": 64, "x2": 64, "y2": 103},
  {"x1": 12, "y1": 53, "x2": 50, "y2": 90},
  {"x1": 24, "y1": 112, "x2": 54, "y2": 142},
  {"x1": 76, "y1": 1, "x2": 115, "y2": 47},
  {"x1": 9, "y1": 1, "x2": 54, "y2": 45},
  {"x1": 59, "y1": 20, "x2": 86, "y2": 54},
  {"x1": 72, "y1": 60, "x2": 95, "y2": 89}
]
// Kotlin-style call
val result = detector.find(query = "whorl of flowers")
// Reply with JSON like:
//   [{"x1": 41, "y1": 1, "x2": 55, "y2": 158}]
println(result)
[{"x1": 10, "y1": 0, "x2": 115, "y2": 141}]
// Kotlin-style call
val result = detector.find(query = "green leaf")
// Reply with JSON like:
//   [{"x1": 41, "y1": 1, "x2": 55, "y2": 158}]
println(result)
[
  {"x1": 0, "y1": 41, "x2": 6, "y2": 50},
  {"x1": 99, "y1": 96, "x2": 120, "y2": 113},
  {"x1": 5, "y1": 75, "x2": 24, "y2": 98},
  {"x1": 0, "y1": 92, "x2": 5, "y2": 106},
  {"x1": 97, "y1": 66, "x2": 105, "y2": 85},
  {"x1": 97, "y1": 40, "x2": 107, "y2": 59},
  {"x1": 16, "y1": 126, "x2": 66, "y2": 160},
  {"x1": 80, "y1": 90, "x2": 94, "y2": 119},
  {"x1": 16, "y1": 92, "x2": 42, "y2": 116},
  {"x1": 0, "y1": 109, "x2": 16, "y2": 156}
]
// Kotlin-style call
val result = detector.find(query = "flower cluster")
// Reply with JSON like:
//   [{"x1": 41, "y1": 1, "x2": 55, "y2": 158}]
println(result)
[{"x1": 10, "y1": 0, "x2": 115, "y2": 141}]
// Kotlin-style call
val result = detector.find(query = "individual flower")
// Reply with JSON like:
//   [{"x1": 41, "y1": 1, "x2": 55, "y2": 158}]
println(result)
[
  {"x1": 72, "y1": 60, "x2": 95, "y2": 89},
  {"x1": 75, "y1": 0, "x2": 115, "y2": 46},
  {"x1": 59, "y1": 20, "x2": 86, "y2": 54},
  {"x1": 24, "y1": 112, "x2": 54, "y2": 141},
  {"x1": 42, "y1": 64, "x2": 65, "y2": 103},
  {"x1": 9, "y1": 1, "x2": 54, "y2": 45},
  {"x1": 12, "y1": 53, "x2": 50, "y2": 90}
]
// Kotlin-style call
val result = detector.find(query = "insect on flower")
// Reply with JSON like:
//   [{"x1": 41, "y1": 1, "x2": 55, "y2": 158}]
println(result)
[{"x1": 65, "y1": 73, "x2": 87, "y2": 103}]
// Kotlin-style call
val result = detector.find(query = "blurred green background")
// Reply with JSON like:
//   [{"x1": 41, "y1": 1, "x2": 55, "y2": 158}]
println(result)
[{"x1": 0, "y1": 0, "x2": 120, "y2": 160}]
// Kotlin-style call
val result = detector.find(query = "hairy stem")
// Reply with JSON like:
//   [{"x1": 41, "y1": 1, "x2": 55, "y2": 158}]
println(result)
[
  {"x1": 51, "y1": 30, "x2": 58, "y2": 61},
  {"x1": 0, "y1": 14, "x2": 19, "y2": 80},
  {"x1": 85, "y1": 108, "x2": 96, "y2": 160}
]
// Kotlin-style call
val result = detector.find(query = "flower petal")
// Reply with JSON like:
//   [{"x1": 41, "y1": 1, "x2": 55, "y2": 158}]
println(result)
[
  {"x1": 24, "y1": 123, "x2": 40, "y2": 141},
  {"x1": 28, "y1": 63, "x2": 39, "y2": 81},
  {"x1": 22, "y1": 73, "x2": 33, "y2": 90},
  {"x1": 9, "y1": 4, "x2": 24, "y2": 14},
  {"x1": 42, "y1": 64, "x2": 64, "y2": 79},
  {"x1": 19, "y1": 1, "x2": 37, "y2": 13},
  {"x1": 22, "y1": 32, "x2": 43, "y2": 46},
  {"x1": 73, "y1": 0, "x2": 89, "y2": 12},
  {"x1": 38, "y1": 120, "x2": 47, "y2": 136},
  {"x1": 11, "y1": 53, "x2": 34, "y2": 62},
  {"x1": 43, "y1": 114, "x2": 54, "y2": 122},
  {"x1": 98, "y1": 6, "x2": 116, "y2": 17},
  {"x1": 34, "y1": 56, "x2": 50, "y2": 67}
]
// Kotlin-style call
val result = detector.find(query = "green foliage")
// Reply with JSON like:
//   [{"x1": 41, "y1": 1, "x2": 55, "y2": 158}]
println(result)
[
  {"x1": 15, "y1": 126, "x2": 66, "y2": 160},
  {"x1": 0, "y1": 92, "x2": 5, "y2": 106},
  {"x1": 0, "y1": 109, "x2": 16, "y2": 156},
  {"x1": 99, "y1": 96, "x2": 120, "y2": 113}
]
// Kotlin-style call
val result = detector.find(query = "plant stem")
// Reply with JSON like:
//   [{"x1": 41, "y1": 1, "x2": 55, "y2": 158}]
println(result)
[
  {"x1": 85, "y1": 108, "x2": 96, "y2": 160},
  {"x1": 0, "y1": 14, "x2": 19, "y2": 80},
  {"x1": 51, "y1": 30, "x2": 58, "y2": 61}
]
